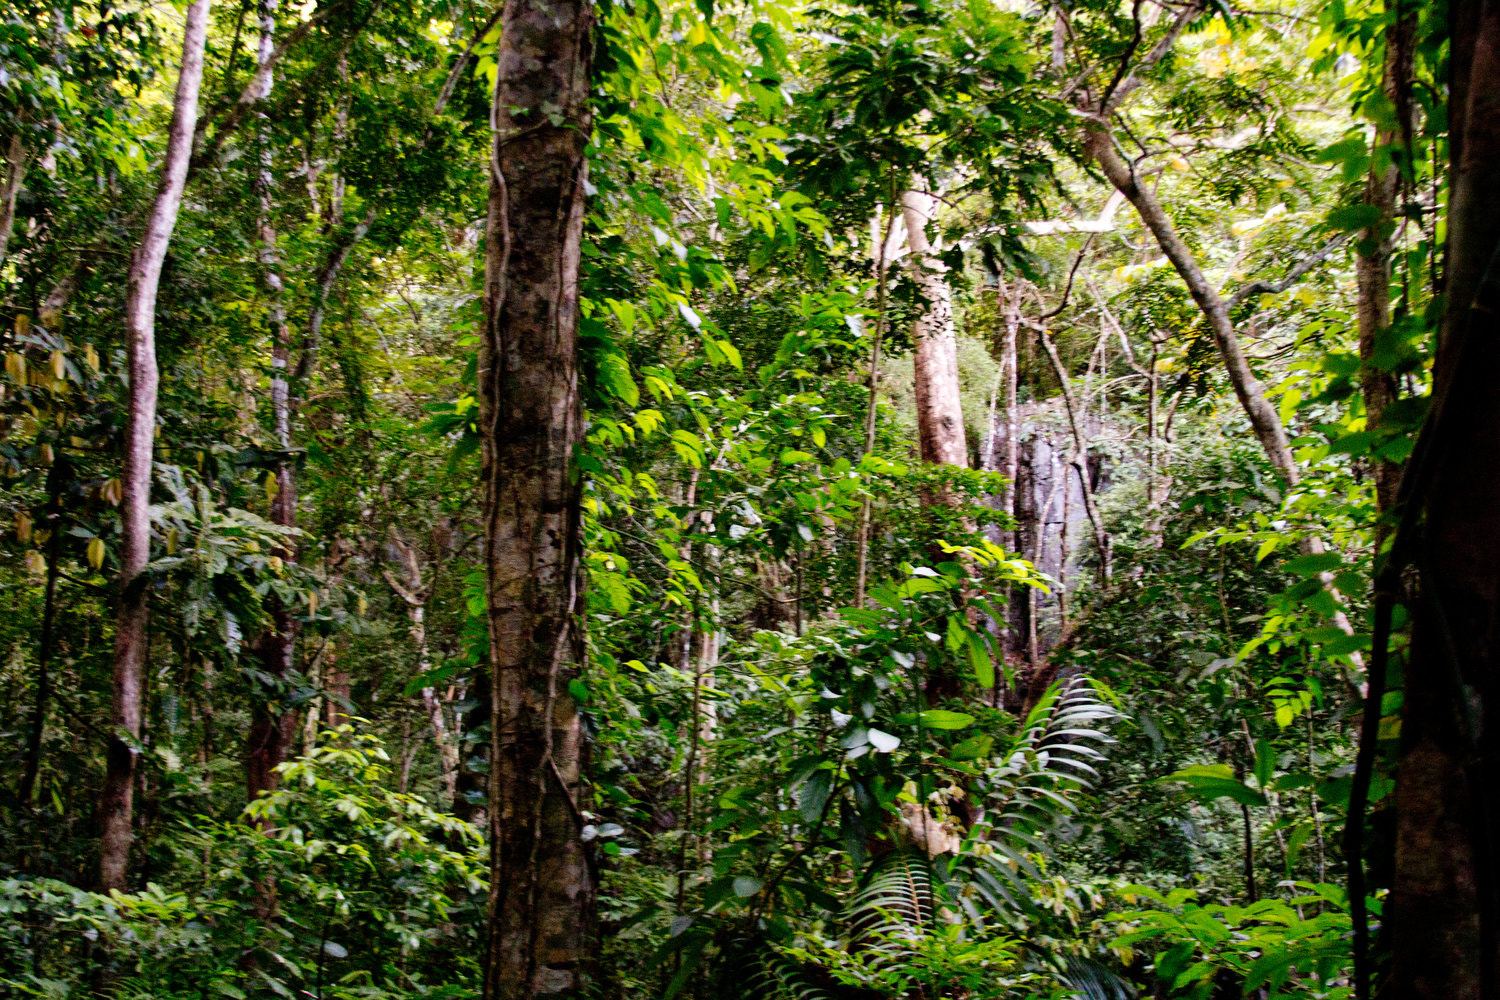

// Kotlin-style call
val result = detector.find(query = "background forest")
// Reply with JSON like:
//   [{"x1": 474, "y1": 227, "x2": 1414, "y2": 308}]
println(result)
[{"x1": 2, "y1": 0, "x2": 1494, "y2": 997}]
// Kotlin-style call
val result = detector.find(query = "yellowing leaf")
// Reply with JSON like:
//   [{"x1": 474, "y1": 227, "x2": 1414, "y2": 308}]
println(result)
[
  {"x1": 15, "y1": 512, "x2": 32, "y2": 542},
  {"x1": 25, "y1": 550, "x2": 46, "y2": 574},
  {"x1": 87, "y1": 537, "x2": 105, "y2": 569},
  {"x1": 51, "y1": 351, "x2": 66, "y2": 379}
]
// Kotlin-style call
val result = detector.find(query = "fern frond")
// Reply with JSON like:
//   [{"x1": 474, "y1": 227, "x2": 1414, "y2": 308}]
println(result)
[{"x1": 847, "y1": 851, "x2": 936, "y2": 949}]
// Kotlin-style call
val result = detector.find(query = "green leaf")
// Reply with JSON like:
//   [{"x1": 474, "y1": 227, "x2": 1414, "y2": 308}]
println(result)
[
  {"x1": 733, "y1": 876, "x2": 763, "y2": 897},
  {"x1": 1159, "y1": 764, "x2": 1268, "y2": 806},
  {"x1": 798, "y1": 770, "x2": 832, "y2": 822},
  {"x1": 968, "y1": 633, "x2": 994, "y2": 689},
  {"x1": 918, "y1": 710, "x2": 975, "y2": 730}
]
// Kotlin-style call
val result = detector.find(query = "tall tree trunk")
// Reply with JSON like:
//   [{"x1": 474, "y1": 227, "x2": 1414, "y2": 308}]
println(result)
[
  {"x1": 1356, "y1": 1, "x2": 1416, "y2": 523},
  {"x1": 855, "y1": 202, "x2": 896, "y2": 608},
  {"x1": 477, "y1": 0, "x2": 595, "y2": 994},
  {"x1": 246, "y1": 0, "x2": 298, "y2": 811},
  {"x1": 1390, "y1": 1, "x2": 1500, "y2": 994},
  {"x1": 99, "y1": 0, "x2": 212, "y2": 893},
  {"x1": 900, "y1": 188, "x2": 968, "y2": 469},
  {"x1": 386, "y1": 528, "x2": 459, "y2": 801}
]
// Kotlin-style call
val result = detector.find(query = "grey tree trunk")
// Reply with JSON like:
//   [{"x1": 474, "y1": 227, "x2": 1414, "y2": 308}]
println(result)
[
  {"x1": 900, "y1": 188, "x2": 968, "y2": 469},
  {"x1": 245, "y1": 0, "x2": 298, "y2": 813},
  {"x1": 0, "y1": 134, "x2": 23, "y2": 270},
  {"x1": 478, "y1": 0, "x2": 595, "y2": 994},
  {"x1": 99, "y1": 0, "x2": 212, "y2": 893}
]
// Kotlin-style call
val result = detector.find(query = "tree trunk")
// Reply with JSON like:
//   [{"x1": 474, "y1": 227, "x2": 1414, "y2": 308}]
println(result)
[
  {"x1": 900, "y1": 188, "x2": 968, "y2": 469},
  {"x1": 246, "y1": 0, "x2": 298, "y2": 812},
  {"x1": 99, "y1": 0, "x2": 212, "y2": 893},
  {"x1": 1086, "y1": 124, "x2": 1363, "y2": 655},
  {"x1": 1356, "y1": 2, "x2": 1416, "y2": 522},
  {"x1": 386, "y1": 528, "x2": 459, "y2": 802},
  {"x1": 478, "y1": 0, "x2": 595, "y2": 993},
  {"x1": 0, "y1": 134, "x2": 23, "y2": 270},
  {"x1": 855, "y1": 203, "x2": 895, "y2": 608},
  {"x1": 1085, "y1": 129, "x2": 1296, "y2": 483},
  {"x1": 1390, "y1": 1, "x2": 1500, "y2": 994},
  {"x1": 19, "y1": 460, "x2": 63, "y2": 804}
]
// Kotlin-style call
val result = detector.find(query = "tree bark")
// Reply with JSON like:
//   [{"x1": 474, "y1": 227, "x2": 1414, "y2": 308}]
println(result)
[
  {"x1": 478, "y1": 0, "x2": 595, "y2": 993},
  {"x1": 99, "y1": 0, "x2": 212, "y2": 893},
  {"x1": 1085, "y1": 129, "x2": 1296, "y2": 483},
  {"x1": 19, "y1": 460, "x2": 63, "y2": 804},
  {"x1": 900, "y1": 188, "x2": 968, "y2": 469},
  {"x1": 0, "y1": 134, "x2": 23, "y2": 270},
  {"x1": 1356, "y1": 2, "x2": 1416, "y2": 523},
  {"x1": 1086, "y1": 124, "x2": 1364, "y2": 658},
  {"x1": 246, "y1": 0, "x2": 298, "y2": 812},
  {"x1": 1389, "y1": 1, "x2": 1500, "y2": 994}
]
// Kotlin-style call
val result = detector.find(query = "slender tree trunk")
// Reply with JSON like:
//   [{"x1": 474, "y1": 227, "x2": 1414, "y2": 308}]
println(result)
[
  {"x1": 0, "y1": 134, "x2": 23, "y2": 269},
  {"x1": 1086, "y1": 125, "x2": 1363, "y2": 655},
  {"x1": 1390, "y1": 1, "x2": 1500, "y2": 994},
  {"x1": 20, "y1": 462, "x2": 63, "y2": 804},
  {"x1": 386, "y1": 528, "x2": 459, "y2": 801},
  {"x1": 900, "y1": 188, "x2": 968, "y2": 469},
  {"x1": 99, "y1": 0, "x2": 212, "y2": 893},
  {"x1": 478, "y1": 0, "x2": 595, "y2": 993},
  {"x1": 1357, "y1": 2, "x2": 1416, "y2": 527},
  {"x1": 1085, "y1": 129, "x2": 1295, "y2": 482},
  {"x1": 246, "y1": 0, "x2": 298, "y2": 811},
  {"x1": 855, "y1": 202, "x2": 895, "y2": 607}
]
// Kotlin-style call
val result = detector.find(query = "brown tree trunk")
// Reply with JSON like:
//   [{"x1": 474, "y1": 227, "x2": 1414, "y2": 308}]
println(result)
[
  {"x1": 477, "y1": 0, "x2": 595, "y2": 993},
  {"x1": 1356, "y1": 2, "x2": 1416, "y2": 522},
  {"x1": 1390, "y1": 1, "x2": 1500, "y2": 994},
  {"x1": 900, "y1": 188, "x2": 968, "y2": 469},
  {"x1": 99, "y1": 0, "x2": 212, "y2": 893}
]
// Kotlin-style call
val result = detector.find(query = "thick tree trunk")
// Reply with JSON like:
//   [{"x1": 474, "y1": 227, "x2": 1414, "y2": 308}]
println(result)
[
  {"x1": 99, "y1": 0, "x2": 212, "y2": 893},
  {"x1": 477, "y1": 0, "x2": 595, "y2": 994},
  {"x1": 900, "y1": 188, "x2": 968, "y2": 469},
  {"x1": 1390, "y1": 1, "x2": 1500, "y2": 994}
]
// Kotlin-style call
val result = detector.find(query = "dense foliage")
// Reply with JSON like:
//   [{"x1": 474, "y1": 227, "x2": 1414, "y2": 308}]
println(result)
[{"x1": 0, "y1": 0, "x2": 1484, "y2": 996}]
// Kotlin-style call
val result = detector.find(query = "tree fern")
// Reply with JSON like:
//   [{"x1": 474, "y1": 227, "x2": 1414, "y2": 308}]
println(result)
[{"x1": 952, "y1": 675, "x2": 1119, "y2": 921}]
